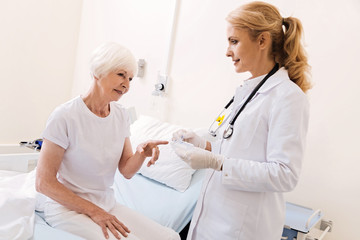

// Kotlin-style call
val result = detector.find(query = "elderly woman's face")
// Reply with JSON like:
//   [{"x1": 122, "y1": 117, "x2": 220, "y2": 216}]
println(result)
[{"x1": 97, "y1": 69, "x2": 134, "y2": 102}]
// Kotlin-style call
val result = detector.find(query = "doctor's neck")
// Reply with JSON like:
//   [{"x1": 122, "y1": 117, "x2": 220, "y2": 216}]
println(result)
[{"x1": 249, "y1": 58, "x2": 276, "y2": 79}]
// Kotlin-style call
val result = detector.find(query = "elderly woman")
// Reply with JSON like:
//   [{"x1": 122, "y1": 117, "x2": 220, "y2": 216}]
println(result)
[{"x1": 36, "y1": 42, "x2": 180, "y2": 240}]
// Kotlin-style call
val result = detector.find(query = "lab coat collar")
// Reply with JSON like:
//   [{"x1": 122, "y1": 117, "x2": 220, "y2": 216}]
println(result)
[{"x1": 257, "y1": 67, "x2": 289, "y2": 94}]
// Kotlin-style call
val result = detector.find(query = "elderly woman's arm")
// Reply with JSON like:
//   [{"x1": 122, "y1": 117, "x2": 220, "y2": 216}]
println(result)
[
  {"x1": 118, "y1": 138, "x2": 168, "y2": 179},
  {"x1": 36, "y1": 139, "x2": 130, "y2": 239}
]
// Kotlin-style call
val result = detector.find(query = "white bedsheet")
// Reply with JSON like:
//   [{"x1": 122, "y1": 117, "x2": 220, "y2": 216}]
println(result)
[
  {"x1": 0, "y1": 170, "x2": 36, "y2": 240},
  {"x1": 33, "y1": 212, "x2": 85, "y2": 240},
  {"x1": 0, "y1": 170, "x2": 85, "y2": 240},
  {"x1": 113, "y1": 169, "x2": 205, "y2": 232},
  {"x1": 0, "y1": 167, "x2": 205, "y2": 238}
]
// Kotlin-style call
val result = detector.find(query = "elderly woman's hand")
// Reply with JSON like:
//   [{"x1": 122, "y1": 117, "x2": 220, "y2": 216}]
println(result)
[
  {"x1": 89, "y1": 207, "x2": 130, "y2": 239},
  {"x1": 136, "y1": 140, "x2": 168, "y2": 167}
]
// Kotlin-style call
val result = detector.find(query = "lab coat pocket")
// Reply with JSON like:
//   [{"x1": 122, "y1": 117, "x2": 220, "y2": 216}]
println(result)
[
  {"x1": 220, "y1": 197, "x2": 248, "y2": 239},
  {"x1": 230, "y1": 113, "x2": 261, "y2": 150}
]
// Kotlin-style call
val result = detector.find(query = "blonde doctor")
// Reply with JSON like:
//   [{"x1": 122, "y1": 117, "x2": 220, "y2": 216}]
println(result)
[{"x1": 172, "y1": 2, "x2": 311, "y2": 240}]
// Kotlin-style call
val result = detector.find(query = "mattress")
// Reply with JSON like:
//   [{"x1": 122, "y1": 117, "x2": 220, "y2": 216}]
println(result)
[
  {"x1": 33, "y1": 212, "x2": 85, "y2": 240},
  {"x1": 32, "y1": 169, "x2": 205, "y2": 239},
  {"x1": 113, "y1": 169, "x2": 206, "y2": 232}
]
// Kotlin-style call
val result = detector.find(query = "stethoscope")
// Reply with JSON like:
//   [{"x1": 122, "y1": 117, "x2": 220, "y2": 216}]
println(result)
[{"x1": 208, "y1": 63, "x2": 279, "y2": 139}]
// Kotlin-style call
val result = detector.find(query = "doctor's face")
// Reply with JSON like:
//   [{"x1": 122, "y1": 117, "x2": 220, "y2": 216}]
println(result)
[
  {"x1": 226, "y1": 24, "x2": 261, "y2": 74},
  {"x1": 97, "y1": 69, "x2": 133, "y2": 102}
]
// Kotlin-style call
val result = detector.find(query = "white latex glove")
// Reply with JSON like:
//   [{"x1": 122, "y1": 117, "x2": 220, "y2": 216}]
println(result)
[
  {"x1": 172, "y1": 129, "x2": 207, "y2": 149},
  {"x1": 171, "y1": 141, "x2": 224, "y2": 171}
]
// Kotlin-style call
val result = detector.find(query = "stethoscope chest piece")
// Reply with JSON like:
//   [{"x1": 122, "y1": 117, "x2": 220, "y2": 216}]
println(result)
[
  {"x1": 209, "y1": 63, "x2": 279, "y2": 140},
  {"x1": 223, "y1": 124, "x2": 234, "y2": 139}
]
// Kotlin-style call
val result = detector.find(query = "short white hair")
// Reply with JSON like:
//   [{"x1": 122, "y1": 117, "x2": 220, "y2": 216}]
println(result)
[{"x1": 89, "y1": 42, "x2": 137, "y2": 78}]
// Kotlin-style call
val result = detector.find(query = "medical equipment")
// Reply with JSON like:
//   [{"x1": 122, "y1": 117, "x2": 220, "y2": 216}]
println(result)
[
  {"x1": 208, "y1": 63, "x2": 279, "y2": 139},
  {"x1": 208, "y1": 97, "x2": 234, "y2": 137},
  {"x1": 281, "y1": 202, "x2": 332, "y2": 240},
  {"x1": 171, "y1": 140, "x2": 224, "y2": 170},
  {"x1": 152, "y1": 73, "x2": 168, "y2": 96},
  {"x1": 170, "y1": 140, "x2": 194, "y2": 150},
  {"x1": 19, "y1": 138, "x2": 43, "y2": 151}
]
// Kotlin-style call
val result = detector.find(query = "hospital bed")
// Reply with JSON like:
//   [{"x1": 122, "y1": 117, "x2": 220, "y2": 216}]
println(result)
[
  {"x1": 0, "y1": 115, "x2": 205, "y2": 240},
  {"x1": 0, "y1": 115, "x2": 332, "y2": 240}
]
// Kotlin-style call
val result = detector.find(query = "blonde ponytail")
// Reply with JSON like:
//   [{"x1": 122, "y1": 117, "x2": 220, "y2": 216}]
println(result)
[{"x1": 282, "y1": 17, "x2": 312, "y2": 92}]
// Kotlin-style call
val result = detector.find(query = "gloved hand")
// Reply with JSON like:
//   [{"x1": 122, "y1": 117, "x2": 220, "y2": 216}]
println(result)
[
  {"x1": 171, "y1": 141, "x2": 224, "y2": 171},
  {"x1": 172, "y1": 129, "x2": 207, "y2": 149}
]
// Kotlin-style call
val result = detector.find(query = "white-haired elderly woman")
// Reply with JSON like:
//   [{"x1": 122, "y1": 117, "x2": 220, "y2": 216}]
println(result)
[{"x1": 36, "y1": 42, "x2": 180, "y2": 240}]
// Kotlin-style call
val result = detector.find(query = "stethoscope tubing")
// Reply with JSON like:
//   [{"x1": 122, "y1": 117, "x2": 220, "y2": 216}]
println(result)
[{"x1": 222, "y1": 63, "x2": 280, "y2": 139}]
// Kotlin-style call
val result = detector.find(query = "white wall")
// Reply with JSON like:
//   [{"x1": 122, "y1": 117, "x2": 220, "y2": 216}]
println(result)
[
  {"x1": 284, "y1": 1, "x2": 360, "y2": 238},
  {"x1": 0, "y1": 0, "x2": 83, "y2": 143},
  {"x1": 73, "y1": 0, "x2": 360, "y2": 239},
  {"x1": 72, "y1": 0, "x2": 177, "y2": 121},
  {"x1": 1, "y1": 0, "x2": 359, "y2": 239}
]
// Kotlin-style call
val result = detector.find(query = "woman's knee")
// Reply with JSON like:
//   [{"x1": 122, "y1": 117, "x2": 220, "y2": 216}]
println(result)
[
  {"x1": 169, "y1": 232, "x2": 181, "y2": 240},
  {"x1": 170, "y1": 231, "x2": 181, "y2": 240}
]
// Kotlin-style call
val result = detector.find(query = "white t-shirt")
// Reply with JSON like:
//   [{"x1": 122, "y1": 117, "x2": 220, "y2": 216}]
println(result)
[{"x1": 42, "y1": 96, "x2": 130, "y2": 211}]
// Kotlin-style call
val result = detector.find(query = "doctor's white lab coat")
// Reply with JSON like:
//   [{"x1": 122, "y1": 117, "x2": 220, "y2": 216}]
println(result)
[{"x1": 187, "y1": 68, "x2": 310, "y2": 240}]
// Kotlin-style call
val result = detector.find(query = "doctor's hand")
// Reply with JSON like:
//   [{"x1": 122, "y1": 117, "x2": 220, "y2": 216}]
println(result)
[
  {"x1": 171, "y1": 141, "x2": 224, "y2": 171},
  {"x1": 89, "y1": 207, "x2": 130, "y2": 239},
  {"x1": 172, "y1": 129, "x2": 207, "y2": 149},
  {"x1": 136, "y1": 140, "x2": 168, "y2": 167}
]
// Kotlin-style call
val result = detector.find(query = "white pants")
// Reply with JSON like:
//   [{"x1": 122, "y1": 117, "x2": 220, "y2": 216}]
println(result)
[{"x1": 44, "y1": 202, "x2": 180, "y2": 240}]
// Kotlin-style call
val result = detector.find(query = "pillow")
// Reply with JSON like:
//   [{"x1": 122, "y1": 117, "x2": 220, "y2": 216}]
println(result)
[{"x1": 129, "y1": 115, "x2": 196, "y2": 192}]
